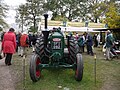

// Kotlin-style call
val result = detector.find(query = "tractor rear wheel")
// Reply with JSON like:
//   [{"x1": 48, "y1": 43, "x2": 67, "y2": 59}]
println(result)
[
  {"x1": 35, "y1": 37, "x2": 49, "y2": 64},
  {"x1": 29, "y1": 54, "x2": 41, "y2": 82},
  {"x1": 35, "y1": 37, "x2": 44, "y2": 57},
  {"x1": 69, "y1": 39, "x2": 76, "y2": 64},
  {"x1": 75, "y1": 53, "x2": 83, "y2": 81}
]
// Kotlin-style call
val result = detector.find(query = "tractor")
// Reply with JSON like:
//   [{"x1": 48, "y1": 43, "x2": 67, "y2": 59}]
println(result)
[{"x1": 29, "y1": 14, "x2": 84, "y2": 82}]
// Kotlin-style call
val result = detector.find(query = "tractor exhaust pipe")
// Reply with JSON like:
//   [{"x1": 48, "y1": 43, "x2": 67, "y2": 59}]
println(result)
[
  {"x1": 42, "y1": 14, "x2": 49, "y2": 48},
  {"x1": 44, "y1": 14, "x2": 48, "y2": 29}
]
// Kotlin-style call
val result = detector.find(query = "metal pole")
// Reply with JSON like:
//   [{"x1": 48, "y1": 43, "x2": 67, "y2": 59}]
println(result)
[
  {"x1": 94, "y1": 53, "x2": 97, "y2": 86},
  {"x1": 23, "y1": 55, "x2": 26, "y2": 90}
]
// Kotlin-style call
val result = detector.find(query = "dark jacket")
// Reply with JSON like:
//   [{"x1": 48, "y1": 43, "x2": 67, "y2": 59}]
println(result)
[
  {"x1": 106, "y1": 34, "x2": 114, "y2": 48},
  {"x1": 16, "y1": 33, "x2": 21, "y2": 46},
  {"x1": 86, "y1": 34, "x2": 93, "y2": 46},
  {"x1": 31, "y1": 35, "x2": 37, "y2": 45},
  {"x1": 78, "y1": 36, "x2": 84, "y2": 46}
]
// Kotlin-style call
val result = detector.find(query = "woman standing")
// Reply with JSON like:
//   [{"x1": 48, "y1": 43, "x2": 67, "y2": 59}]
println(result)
[{"x1": 2, "y1": 28, "x2": 16, "y2": 66}]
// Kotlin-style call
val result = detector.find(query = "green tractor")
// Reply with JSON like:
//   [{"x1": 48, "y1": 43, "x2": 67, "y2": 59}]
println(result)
[{"x1": 29, "y1": 14, "x2": 83, "y2": 82}]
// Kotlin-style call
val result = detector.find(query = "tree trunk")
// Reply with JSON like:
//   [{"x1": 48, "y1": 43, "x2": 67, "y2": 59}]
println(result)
[
  {"x1": 68, "y1": 14, "x2": 72, "y2": 21},
  {"x1": 95, "y1": 18, "x2": 97, "y2": 23},
  {"x1": 33, "y1": 15, "x2": 36, "y2": 32},
  {"x1": 22, "y1": 16, "x2": 23, "y2": 32}
]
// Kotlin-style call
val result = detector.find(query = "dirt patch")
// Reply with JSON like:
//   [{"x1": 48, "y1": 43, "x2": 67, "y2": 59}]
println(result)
[
  {"x1": 100, "y1": 59, "x2": 120, "y2": 90},
  {"x1": 0, "y1": 58, "x2": 15, "y2": 90},
  {"x1": 101, "y1": 79, "x2": 120, "y2": 90}
]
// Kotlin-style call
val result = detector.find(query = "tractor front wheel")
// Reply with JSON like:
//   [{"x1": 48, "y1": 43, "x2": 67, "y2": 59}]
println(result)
[
  {"x1": 29, "y1": 54, "x2": 41, "y2": 82},
  {"x1": 75, "y1": 53, "x2": 83, "y2": 81}
]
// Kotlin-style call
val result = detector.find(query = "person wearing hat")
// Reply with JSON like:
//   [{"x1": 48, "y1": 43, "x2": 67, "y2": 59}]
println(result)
[
  {"x1": 105, "y1": 30, "x2": 114, "y2": 60},
  {"x1": 2, "y1": 28, "x2": 16, "y2": 65}
]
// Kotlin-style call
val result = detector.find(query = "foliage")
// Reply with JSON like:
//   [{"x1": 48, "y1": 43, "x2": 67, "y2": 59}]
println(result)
[
  {"x1": 43, "y1": 0, "x2": 114, "y2": 23},
  {"x1": 16, "y1": 0, "x2": 44, "y2": 32},
  {"x1": 0, "y1": 0, "x2": 9, "y2": 28},
  {"x1": 54, "y1": 15, "x2": 68, "y2": 21},
  {"x1": 86, "y1": 0, "x2": 108, "y2": 23},
  {"x1": 105, "y1": 3, "x2": 120, "y2": 28},
  {"x1": 44, "y1": 0, "x2": 87, "y2": 21},
  {"x1": 28, "y1": 26, "x2": 38, "y2": 33},
  {"x1": 15, "y1": 4, "x2": 27, "y2": 31},
  {"x1": 15, "y1": 0, "x2": 120, "y2": 28}
]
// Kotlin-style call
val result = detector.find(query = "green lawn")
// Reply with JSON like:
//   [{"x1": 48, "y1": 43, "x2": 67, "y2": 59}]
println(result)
[{"x1": 12, "y1": 47, "x2": 120, "y2": 90}]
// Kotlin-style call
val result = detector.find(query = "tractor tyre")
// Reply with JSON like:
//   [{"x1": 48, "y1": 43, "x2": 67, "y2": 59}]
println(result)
[
  {"x1": 75, "y1": 53, "x2": 83, "y2": 81},
  {"x1": 35, "y1": 37, "x2": 49, "y2": 64},
  {"x1": 35, "y1": 37, "x2": 44, "y2": 57},
  {"x1": 29, "y1": 54, "x2": 41, "y2": 82},
  {"x1": 69, "y1": 40, "x2": 76, "y2": 64}
]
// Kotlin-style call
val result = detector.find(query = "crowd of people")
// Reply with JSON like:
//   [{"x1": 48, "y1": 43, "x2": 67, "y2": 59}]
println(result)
[
  {"x1": 67, "y1": 30, "x2": 118, "y2": 60},
  {"x1": 0, "y1": 28, "x2": 38, "y2": 66},
  {"x1": 0, "y1": 27, "x2": 118, "y2": 66}
]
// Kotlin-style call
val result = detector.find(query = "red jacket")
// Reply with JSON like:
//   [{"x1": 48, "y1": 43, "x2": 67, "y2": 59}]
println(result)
[
  {"x1": 20, "y1": 34, "x2": 29, "y2": 47},
  {"x1": 2, "y1": 31, "x2": 16, "y2": 54}
]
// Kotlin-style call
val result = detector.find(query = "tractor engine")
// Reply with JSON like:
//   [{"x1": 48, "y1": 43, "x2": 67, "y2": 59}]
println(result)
[
  {"x1": 42, "y1": 28, "x2": 64, "y2": 64},
  {"x1": 50, "y1": 30, "x2": 64, "y2": 62}
]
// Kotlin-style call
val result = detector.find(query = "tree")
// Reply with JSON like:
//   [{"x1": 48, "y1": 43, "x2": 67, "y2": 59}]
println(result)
[
  {"x1": 15, "y1": 4, "x2": 27, "y2": 32},
  {"x1": 43, "y1": 0, "x2": 109, "y2": 22},
  {"x1": 28, "y1": 26, "x2": 38, "y2": 33},
  {"x1": 44, "y1": 0, "x2": 87, "y2": 21},
  {"x1": 105, "y1": 3, "x2": 120, "y2": 28},
  {"x1": 16, "y1": 0, "x2": 44, "y2": 32},
  {"x1": 43, "y1": 0, "x2": 66, "y2": 20},
  {"x1": 86, "y1": 0, "x2": 108, "y2": 23},
  {"x1": 64, "y1": 0, "x2": 87, "y2": 21},
  {"x1": 0, "y1": 0, "x2": 9, "y2": 28}
]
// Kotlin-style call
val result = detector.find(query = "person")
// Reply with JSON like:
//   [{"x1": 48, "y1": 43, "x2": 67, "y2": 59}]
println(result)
[
  {"x1": 82, "y1": 34, "x2": 85, "y2": 52},
  {"x1": 16, "y1": 31, "x2": 22, "y2": 56},
  {"x1": 93, "y1": 33, "x2": 98, "y2": 47},
  {"x1": 20, "y1": 32, "x2": 29, "y2": 57},
  {"x1": 2, "y1": 28, "x2": 16, "y2": 65},
  {"x1": 28, "y1": 32, "x2": 32, "y2": 47},
  {"x1": 31, "y1": 34, "x2": 37, "y2": 52},
  {"x1": 78, "y1": 35, "x2": 85, "y2": 53},
  {"x1": 105, "y1": 30, "x2": 114, "y2": 60},
  {"x1": 97, "y1": 33, "x2": 100, "y2": 47},
  {"x1": 1, "y1": 31, "x2": 5, "y2": 41},
  {"x1": 86, "y1": 33, "x2": 94, "y2": 56},
  {"x1": 75, "y1": 33, "x2": 79, "y2": 40}
]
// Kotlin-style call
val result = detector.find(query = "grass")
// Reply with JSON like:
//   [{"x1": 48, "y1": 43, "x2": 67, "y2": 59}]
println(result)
[
  {"x1": 41, "y1": 20, "x2": 105, "y2": 28},
  {"x1": 12, "y1": 47, "x2": 120, "y2": 90}
]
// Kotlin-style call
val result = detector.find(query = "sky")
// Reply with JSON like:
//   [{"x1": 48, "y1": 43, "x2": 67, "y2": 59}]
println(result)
[{"x1": 4, "y1": 0, "x2": 26, "y2": 25}]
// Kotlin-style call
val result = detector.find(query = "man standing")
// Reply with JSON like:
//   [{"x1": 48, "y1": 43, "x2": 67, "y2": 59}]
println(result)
[
  {"x1": 16, "y1": 31, "x2": 22, "y2": 56},
  {"x1": 78, "y1": 34, "x2": 85, "y2": 53},
  {"x1": 105, "y1": 30, "x2": 114, "y2": 60},
  {"x1": 86, "y1": 33, "x2": 94, "y2": 56}
]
